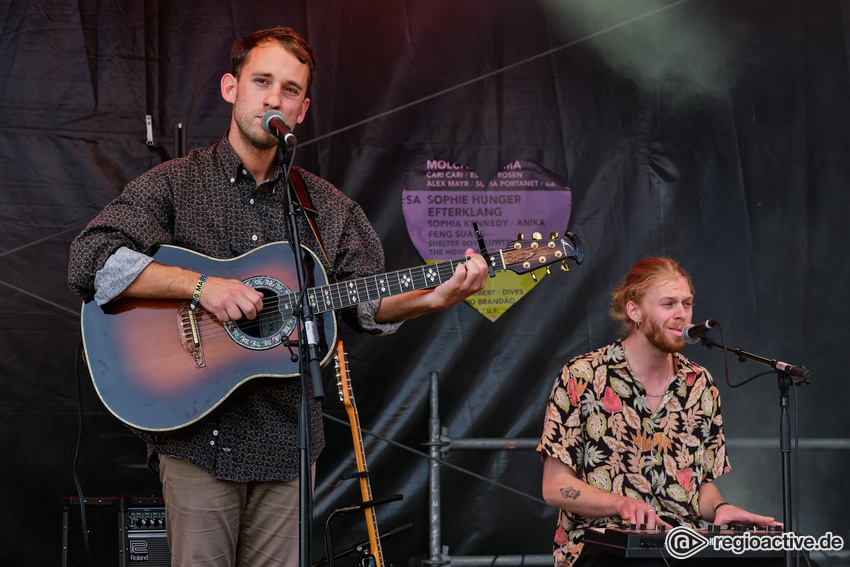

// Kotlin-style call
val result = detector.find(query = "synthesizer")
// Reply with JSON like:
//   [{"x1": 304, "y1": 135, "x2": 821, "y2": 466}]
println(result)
[{"x1": 582, "y1": 525, "x2": 787, "y2": 559}]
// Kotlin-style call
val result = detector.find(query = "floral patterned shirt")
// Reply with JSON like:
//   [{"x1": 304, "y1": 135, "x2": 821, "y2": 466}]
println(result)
[{"x1": 537, "y1": 340, "x2": 731, "y2": 567}]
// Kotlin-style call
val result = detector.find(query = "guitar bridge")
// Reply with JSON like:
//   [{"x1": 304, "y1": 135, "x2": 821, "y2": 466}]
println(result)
[{"x1": 178, "y1": 304, "x2": 206, "y2": 368}]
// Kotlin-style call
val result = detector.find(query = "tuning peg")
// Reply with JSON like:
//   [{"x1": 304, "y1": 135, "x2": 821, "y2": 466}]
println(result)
[
  {"x1": 517, "y1": 233, "x2": 524, "y2": 241},
  {"x1": 546, "y1": 266, "x2": 552, "y2": 277},
  {"x1": 530, "y1": 271, "x2": 538, "y2": 282},
  {"x1": 532, "y1": 232, "x2": 542, "y2": 240},
  {"x1": 549, "y1": 231, "x2": 559, "y2": 239},
  {"x1": 560, "y1": 261, "x2": 570, "y2": 272}
]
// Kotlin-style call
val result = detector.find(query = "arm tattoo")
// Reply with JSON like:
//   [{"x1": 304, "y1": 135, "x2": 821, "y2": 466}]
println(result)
[{"x1": 560, "y1": 486, "x2": 581, "y2": 500}]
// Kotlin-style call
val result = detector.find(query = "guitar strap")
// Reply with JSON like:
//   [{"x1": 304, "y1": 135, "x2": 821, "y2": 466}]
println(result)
[{"x1": 288, "y1": 167, "x2": 335, "y2": 278}]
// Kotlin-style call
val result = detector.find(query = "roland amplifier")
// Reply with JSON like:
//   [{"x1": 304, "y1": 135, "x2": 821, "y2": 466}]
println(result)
[
  {"x1": 125, "y1": 497, "x2": 170, "y2": 566},
  {"x1": 62, "y1": 497, "x2": 170, "y2": 567}
]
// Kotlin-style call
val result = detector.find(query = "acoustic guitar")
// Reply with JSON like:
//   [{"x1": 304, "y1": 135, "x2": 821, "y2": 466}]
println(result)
[{"x1": 81, "y1": 231, "x2": 582, "y2": 431}]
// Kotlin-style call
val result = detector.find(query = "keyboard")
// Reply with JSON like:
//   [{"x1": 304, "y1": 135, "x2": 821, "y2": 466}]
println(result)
[{"x1": 582, "y1": 525, "x2": 787, "y2": 559}]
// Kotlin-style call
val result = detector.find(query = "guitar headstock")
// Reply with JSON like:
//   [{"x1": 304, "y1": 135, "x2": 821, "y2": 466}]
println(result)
[
  {"x1": 334, "y1": 341, "x2": 354, "y2": 410},
  {"x1": 499, "y1": 229, "x2": 584, "y2": 279}
]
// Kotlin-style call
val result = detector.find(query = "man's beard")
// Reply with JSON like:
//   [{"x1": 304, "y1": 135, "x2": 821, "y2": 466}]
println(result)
[
  {"x1": 643, "y1": 317, "x2": 686, "y2": 354},
  {"x1": 234, "y1": 106, "x2": 279, "y2": 151}
]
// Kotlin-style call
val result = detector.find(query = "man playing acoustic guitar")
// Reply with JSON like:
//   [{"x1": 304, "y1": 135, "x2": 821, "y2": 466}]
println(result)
[{"x1": 68, "y1": 26, "x2": 488, "y2": 566}]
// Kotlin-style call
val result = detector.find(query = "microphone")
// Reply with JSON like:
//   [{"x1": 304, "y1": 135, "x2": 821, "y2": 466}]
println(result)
[
  {"x1": 774, "y1": 360, "x2": 813, "y2": 382},
  {"x1": 261, "y1": 110, "x2": 297, "y2": 147},
  {"x1": 681, "y1": 319, "x2": 718, "y2": 344}
]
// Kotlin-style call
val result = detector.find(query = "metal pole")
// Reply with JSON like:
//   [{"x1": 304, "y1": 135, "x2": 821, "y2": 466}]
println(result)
[{"x1": 427, "y1": 371, "x2": 444, "y2": 566}]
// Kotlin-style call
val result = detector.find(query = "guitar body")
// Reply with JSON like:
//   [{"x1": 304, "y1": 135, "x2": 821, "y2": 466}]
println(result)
[{"x1": 81, "y1": 242, "x2": 336, "y2": 432}]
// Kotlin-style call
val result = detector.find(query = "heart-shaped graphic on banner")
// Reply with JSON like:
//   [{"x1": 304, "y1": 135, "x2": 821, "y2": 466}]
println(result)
[{"x1": 401, "y1": 159, "x2": 573, "y2": 321}]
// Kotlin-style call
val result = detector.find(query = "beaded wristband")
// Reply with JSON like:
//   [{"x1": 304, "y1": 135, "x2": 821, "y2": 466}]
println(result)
[{"x1": 189, "y1": 274, "x2": 208, "y2": 310}]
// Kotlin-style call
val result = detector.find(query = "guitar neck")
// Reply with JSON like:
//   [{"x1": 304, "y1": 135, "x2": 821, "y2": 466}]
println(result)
[
  {"x1": 294, "y1": 230, "x2": 583, "y2": 315},
  {"x1": 353, "y1": 428, "x2": 384, "y2": 567},
  {"x1": 302, "y1": 256, "x2": 478, "y2": 315}
]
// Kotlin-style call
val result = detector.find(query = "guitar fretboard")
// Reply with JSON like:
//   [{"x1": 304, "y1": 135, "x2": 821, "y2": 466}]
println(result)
[{"x1": 280, "y1": 255, "x2": 504, "y2": 316}]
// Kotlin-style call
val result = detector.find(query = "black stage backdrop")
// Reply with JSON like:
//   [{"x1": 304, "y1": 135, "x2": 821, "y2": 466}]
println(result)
[{"x1": 1, "y1": 0, "x2": 849, "y2": 564}]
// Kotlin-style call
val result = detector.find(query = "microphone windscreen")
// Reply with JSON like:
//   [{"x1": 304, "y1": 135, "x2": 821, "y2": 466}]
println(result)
[
  {"x1": 261, "y1": 109, "x2": 285, "y2": 134},
  {"x1": 681, "y1": 324, "x2": 701, "y2": 344}
]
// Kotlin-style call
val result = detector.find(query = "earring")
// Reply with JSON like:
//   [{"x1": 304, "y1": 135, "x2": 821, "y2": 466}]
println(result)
[{"x1": 636, "y1": 320, "x2": 641, "y2": 330}]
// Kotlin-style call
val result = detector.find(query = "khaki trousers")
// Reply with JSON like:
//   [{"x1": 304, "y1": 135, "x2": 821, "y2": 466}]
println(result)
[{"x1": 159, "y1": 454, "x2": 310, "y2": 567}]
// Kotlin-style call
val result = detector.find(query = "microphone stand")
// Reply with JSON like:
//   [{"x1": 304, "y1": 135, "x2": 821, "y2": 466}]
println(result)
[
  {"x1": 276, "y1": 140, "x2": 326, "y2": 567},
  {"x1": 699, "y1": 337, "x2": 812, "y2": 567},
  {"x1": 320, "y1": 494, "x2": 403, "y2": 567}
]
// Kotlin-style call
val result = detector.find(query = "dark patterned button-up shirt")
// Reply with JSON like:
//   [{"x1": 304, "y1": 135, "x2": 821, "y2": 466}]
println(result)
[
  {"x1": 69, "y1": 135, "x2": 398, "y2": 482},
  {"x1": 537, "y1": 340, "x2": 731, "y2": 567}
]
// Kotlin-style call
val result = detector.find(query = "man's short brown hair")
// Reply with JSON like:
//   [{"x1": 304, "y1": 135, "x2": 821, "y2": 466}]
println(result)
[{"x1": 231, "y1": 27, "x2": 315, "y2": 91}]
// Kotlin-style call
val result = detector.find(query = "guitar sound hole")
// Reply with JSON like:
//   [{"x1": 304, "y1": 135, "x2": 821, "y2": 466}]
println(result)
[
  {"x1": 223, "y1": 277, "x2": 296, "y2": 350},
  {"x1": 234, "y1": 288, "x2": 283, "y2": 339}
]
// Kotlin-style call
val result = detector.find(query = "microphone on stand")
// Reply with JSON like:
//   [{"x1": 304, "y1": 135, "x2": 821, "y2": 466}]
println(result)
[
  {"x1": 774, "y1": 360, "x2": 813, "y2": 382},
  {"x1": 681, "y1": 319, "x2": 718, "y2": 344},
  {"x1": 261, "y1": 110, "x2": 297, "y2": 147}
]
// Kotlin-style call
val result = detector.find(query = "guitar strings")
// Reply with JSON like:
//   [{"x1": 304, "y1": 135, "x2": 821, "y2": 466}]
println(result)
[
  {"x1": 181, "y1": 247, "x2": 540, "y2": 340},
  {"x1": 185, "y1": 258, "x2": 469, "y2": 337},
  {"x1": 150, "y1": 241, "x2": 573, "y2": 338},
  {"x1": 181, "y1": 294, "x2": 324, "y2": 339}
]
